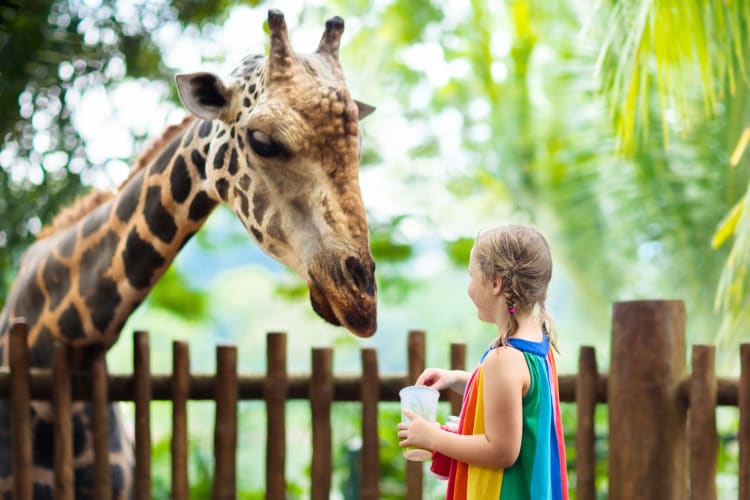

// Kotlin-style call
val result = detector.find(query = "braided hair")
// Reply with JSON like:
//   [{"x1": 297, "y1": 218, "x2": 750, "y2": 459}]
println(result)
[{"x1": 473, "y1": 224, "x2": 559, "y2": 352}]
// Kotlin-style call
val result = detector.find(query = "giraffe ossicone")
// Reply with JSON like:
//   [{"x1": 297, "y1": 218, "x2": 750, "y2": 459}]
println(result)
[{"x1": 0, "y1": 9, "x2": 377, "y2": 499}]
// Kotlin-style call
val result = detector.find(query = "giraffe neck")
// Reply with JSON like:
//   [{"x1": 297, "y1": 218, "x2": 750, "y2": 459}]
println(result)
[{"x1": 1, "y1": 120, "x2": 217, "y2": 362}]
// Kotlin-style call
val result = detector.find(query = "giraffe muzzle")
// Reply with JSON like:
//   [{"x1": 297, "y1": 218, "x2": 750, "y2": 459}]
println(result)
[{"x1": 308, "y1": 255, "x2": 377, "y2": 337}]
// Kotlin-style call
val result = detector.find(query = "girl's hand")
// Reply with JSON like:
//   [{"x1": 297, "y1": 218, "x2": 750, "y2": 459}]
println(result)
[
  {"x1": 416, "y1": 368, "x2": 469, "y2": 393},
  {"x1": 397, "y1": 409, "x2": 441, "y2": 450}
]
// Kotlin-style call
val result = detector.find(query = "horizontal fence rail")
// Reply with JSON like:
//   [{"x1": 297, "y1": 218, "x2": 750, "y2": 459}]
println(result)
[{"x1": 1, "y1": 301, "x2": 749, "y2": 499}]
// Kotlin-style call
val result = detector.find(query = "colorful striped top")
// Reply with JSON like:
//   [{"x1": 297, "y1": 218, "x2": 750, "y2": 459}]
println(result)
[{"x1": 445, "y1": 335, "x2": 569, "y2": 499}]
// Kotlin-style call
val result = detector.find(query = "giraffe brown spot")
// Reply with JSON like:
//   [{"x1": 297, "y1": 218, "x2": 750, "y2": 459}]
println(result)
[
  {"x1": 42, "y1": 255, "x2": 70, "y2": 310},
  {"x1": 252, "y1": 190, "x2": 269, "y2": 224},
  {"x1": 85, "y1": 277, "x2": 121, "y2": 334},
  {"x1": 243, "y1": 97, "x2": 251, "y2": 107},
  {"x1": 79, "y1": 230, "x2": 119, "y2": 296},
  {"x1": 148, "y1": 135, "x2": 181, "y2": 175},
  {"x1": 115, "y1": 172, "x2": 143, "y2": 223},
  {"x1": 213, "y1": 142, "x2": 228, "y2": 169},
  {"x1": 59, "y1": 231, "x2": 78, "y2": 258},
  {"x1": 123, "y1": 229, "x2": 165, "y2": 289},
  {"x1": 228, "y1": 148, "x2": 239, "y2": 175},
  {"x1": 198, "y1": 120, "x2": 213, "y2": 138},
  {"x1": 267, "y1": 211, "x2": 286, "y2": 243},
  {"x1": 14, "y1": 278, "x2": 45, "y2": 332},
  {"x1": 82, "y1": 203, "x2": 110, "y2": 238},
  {"x1": 29, "y1": 327, "x2": 54, "y2": 367},
  {"x1": 238, "y1": 191, "x2": 249, "y2": 218},
  {"x1": 33, "y1": 417, "x2": 55, "y2": 468},
  {"x1": 190, "y1": 148, "x2": 207, "y2": 179},
  {"x1": 216, "y1": 178, "x2": 229, "y2": 201},
  {"x1": 59, "y1": 304, "x2": 85, "y2": 340},
  {"x1": 33, "y1": 483, "x2": 54, "y2": 500},
  {"x1": 250, "y1": 226, "x2": 263, "y2": 243},
  {"x1": 239, "y1": 174, "x2": 251, "y2": 190},
  {"x1": 188, "y1": 192, "x2": 217, "y2": 222},
  {"x1": 170, "y1": 155, "x2": 191, "y2": 203},
  {"x1": 144, "y1": 186, "x2": 177, "y2": 244}
]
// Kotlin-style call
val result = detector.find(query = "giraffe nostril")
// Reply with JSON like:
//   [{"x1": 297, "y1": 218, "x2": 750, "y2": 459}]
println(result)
[{"x1": 345, "y1": 256, "x2": 375, "y2": 296}]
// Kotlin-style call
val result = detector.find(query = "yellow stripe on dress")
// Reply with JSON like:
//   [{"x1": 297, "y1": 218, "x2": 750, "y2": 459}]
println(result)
[{"x1": 465, "y1": 365, "x2": 504, "y2": 498}]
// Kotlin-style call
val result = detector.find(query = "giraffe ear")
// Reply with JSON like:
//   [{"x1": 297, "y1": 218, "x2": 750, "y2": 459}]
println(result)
[
  {"x1": 176, "y1": 72, "x2": 232, "y2": 121},
  {"x1": 355, "y1": 100, "x2": 375, "y2": 120}
]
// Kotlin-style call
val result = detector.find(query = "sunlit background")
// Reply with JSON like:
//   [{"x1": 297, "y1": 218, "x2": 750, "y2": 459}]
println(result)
[{"x1": 2, "y1": 0, "x2": 749, "y2": 497}]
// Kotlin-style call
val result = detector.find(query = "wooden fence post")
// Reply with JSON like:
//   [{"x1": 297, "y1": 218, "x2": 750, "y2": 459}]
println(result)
[
  {"x1": 740, "y1": 343, "x2": 750, "y2": 499},
  {"x1": 133, "y1": 331, "x2": 152, "y2": 500},
  {"x1": 9, "y1": 319, "x2": 32, "y2": 500},
  {"x1": 688, "y1": 345, "x2": 717, "y2": 500},
  {"x1": 360, "y1": 348, "x2": 380, "y2": 500},
  {"x1": 608, "y1": 300, "x2": 687, "y2": 500},
  {"x1": 265, "y1": 332, "x2": 287, "y2": 499},
  {"x1": 91, "y1": 347, "x2": 112, "y2": 500},
  {"x1": 406, "y1": 329, "x2": 426, "y2": 500},
  {"x1": 575, "y1": 346, "x2": 598, "y2": 500},
  {"x1": 52, "y1": 341, "x2": 73, "y2": 500},
  {"x1": 449, "y1": 343, "x2": 466, "y2": 416},
  {"x1": 171, "y1": 341, "x2": 190, "y2": 499},
  {"x1": 213, "y1": 345, "x2": 238, "y2": 500},
  {"x1": 310, "y1": 348, "x2": 333, "y2": 500}
]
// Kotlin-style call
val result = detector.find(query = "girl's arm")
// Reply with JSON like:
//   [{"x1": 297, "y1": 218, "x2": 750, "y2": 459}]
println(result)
[{"x1": 400, "y1": 346, "x2": 528, "y2": 469}]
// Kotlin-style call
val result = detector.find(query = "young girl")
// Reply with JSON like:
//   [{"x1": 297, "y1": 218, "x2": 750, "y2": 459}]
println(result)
[{"x1": 397, "y1": 224, "x2": 568, "y2": 499}]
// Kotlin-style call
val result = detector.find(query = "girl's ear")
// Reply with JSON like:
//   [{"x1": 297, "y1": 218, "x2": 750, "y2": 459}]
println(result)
[{"x1": 492, "y1": 276, "x2": 503, "y2": 296}]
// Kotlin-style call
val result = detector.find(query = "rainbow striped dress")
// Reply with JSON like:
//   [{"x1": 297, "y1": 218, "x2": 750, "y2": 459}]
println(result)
[{"x1": 445, "y1": 335, "x2": 569, "y2": 499}]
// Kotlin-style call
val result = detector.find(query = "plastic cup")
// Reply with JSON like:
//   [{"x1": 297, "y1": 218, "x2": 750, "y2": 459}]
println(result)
[{"x1": 399, "y1": 385, "x2": 440, "y2": 461}]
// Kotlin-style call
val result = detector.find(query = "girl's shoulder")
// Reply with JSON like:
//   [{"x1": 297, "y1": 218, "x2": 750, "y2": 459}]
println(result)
[{"x1": 482, "y1": 345, "x2": 530, "y2": 389}]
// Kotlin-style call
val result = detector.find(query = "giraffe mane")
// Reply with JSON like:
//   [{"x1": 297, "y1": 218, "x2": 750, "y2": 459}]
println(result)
[{"x1": 37, "y1": 114, "x2": 197, "y2": 240}]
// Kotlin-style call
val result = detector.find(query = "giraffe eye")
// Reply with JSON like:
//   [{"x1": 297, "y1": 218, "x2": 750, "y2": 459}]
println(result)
[{"x1": 248, "y1": 130, "x2": 285, "y2": 158}]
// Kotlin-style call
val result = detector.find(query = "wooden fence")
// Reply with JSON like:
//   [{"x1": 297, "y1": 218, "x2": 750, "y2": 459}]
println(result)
[{"x1": 0, "y1": 300, "x2": 748, "y2": 499}]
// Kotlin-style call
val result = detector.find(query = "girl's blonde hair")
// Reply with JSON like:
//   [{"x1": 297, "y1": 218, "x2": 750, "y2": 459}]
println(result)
[{"x1": 473, "y1": 224, "x2": 559, "y2": 352}]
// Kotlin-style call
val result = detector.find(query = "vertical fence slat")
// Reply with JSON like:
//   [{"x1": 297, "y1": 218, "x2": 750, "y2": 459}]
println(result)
[
  {"x1": 449, "y1": 343, "x2": 466, "y2": 416},
  {"x1": 406, "y1": 329, "x2": 426, "y2": 500},
  {"x1": 52, "y1": 341, "x2": 74, "y2": 500},
  {"x1": 213, "y1": 345, "x2": 237, "y2": 500},
  {"x1": 608, "y1": 300, "x2": 687, "y2": 500},
  {"x1": 91, "y1": 348, "x2": 112, "y2": 500},
  {"x1": 133, "y1": 331, "x2": 152, "y2": 500},
  {"x1": 360, "y1": 348, "x2": 380, "y2": 500},
  {"x1": 689, "y1": 345, "x2": 717, "y2": 500},
  {"x1": 575, "y1": 346, "x2": 598, "y2": 500},
  {"x1": 310, "y1": 348, "x2": 333, "y2": 500},
  {"x1": 171, "y1": 341, "x2": 190, "y2": 499},
  {"x1": 265, "y1": 332, "x2": 287, "y2": 498},
  {"x1": 740, "y1": 343, "x2": 750, "y2": 499},
  {"x1": 9, "y1": 319, "x2": 32, "y2": 500}
]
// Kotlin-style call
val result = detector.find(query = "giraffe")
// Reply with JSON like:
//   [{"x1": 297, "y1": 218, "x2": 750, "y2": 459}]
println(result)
[{"x1": 0, "y1": 10, "x2": 377, "y2": 498}]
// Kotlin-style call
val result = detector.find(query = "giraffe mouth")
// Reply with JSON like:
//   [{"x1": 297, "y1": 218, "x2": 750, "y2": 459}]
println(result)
[{"x1": 308, "y1": 261, "x2": 377, "y2": 337}]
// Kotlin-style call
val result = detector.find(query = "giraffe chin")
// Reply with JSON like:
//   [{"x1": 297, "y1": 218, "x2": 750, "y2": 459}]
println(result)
[{"x1": 309, "y1": 287, "x2": 377, "y2": 338}]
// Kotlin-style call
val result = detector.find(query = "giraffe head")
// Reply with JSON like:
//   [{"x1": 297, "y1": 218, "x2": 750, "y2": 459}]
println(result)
[{"x1": 175, "y1": 10, "x2": 377, "y2": 337}]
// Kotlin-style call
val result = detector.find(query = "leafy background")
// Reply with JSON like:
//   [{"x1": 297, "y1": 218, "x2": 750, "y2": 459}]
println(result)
[{"x1": 1, "y1": 0, "x2": 748, "y2": 497}]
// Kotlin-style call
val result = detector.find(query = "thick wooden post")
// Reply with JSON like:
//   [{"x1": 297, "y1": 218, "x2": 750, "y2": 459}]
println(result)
[{"x1": 608, "y1": 300, "x2": 687, "y2": 500}]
